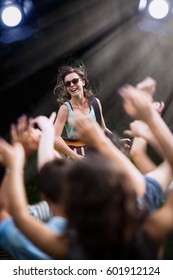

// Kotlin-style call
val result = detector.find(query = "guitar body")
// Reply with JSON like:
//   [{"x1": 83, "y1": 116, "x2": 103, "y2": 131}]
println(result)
[{"x1": 64, "y1": 138, "x2": 87, "y2": 157}]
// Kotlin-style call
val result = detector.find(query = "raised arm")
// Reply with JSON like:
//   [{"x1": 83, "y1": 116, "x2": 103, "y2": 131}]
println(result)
[
  {"x1": 31, "y1": 112, "x2": 58, "y2": 171},
  {"x1": 119, "y1": 85, "x2": 173, "y2": 170},
  {"x1": 129, "y1": 136, "x2": 157, "y2": 174},
  {"x1": 124, "y1": 119, "x2": 173, "y2": 191},
  {"x1": 0, "y1": 138, "x2": 67, "y2": 259},
  {"x1": 69, "y1": 112, "x2": 146, "y2": 197},
  {"x1": 10, "y1": 115, "x2": 41, "y2": 158},
  {"x1": 125, "y1": 120, "x2": 165, "y2": 159},
  {"x1": 124, "y1": 99, "x2": 165, "y2": 174},
  {"x1": 136, "y1": 76, "x2": 156, "y2": 99}
]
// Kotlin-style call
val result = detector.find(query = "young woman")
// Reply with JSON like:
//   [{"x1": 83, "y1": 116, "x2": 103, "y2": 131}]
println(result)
[{"x1": 53, "y1": 64, "x2": 111, "y2": 159}]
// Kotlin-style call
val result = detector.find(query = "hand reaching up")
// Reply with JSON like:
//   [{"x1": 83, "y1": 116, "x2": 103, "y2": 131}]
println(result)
[
  {"x1": 152, "y1": 101, "x2": 165, "y2": 115},
  {"x1": 31, "y1": 112, "x2": 58, "y2": 170},
  {"x1": 136, "y1": 77, "x2": 157, "y2": 98},
  {"x1": 69, "y1": 111, "x2": 106, "y2": 147},
  {"x1": 119, "y1": 84, "x2": 153, "y2": 121},
  {"x1": 0, "y1": 138, "x2": 25, "y2": 171},
  {"x1": 32, "y1": 112, "x2": 56, "y2": 134},
  {"x1": 11, "y1": 115, "x2": 41, "y2": 157},
  {"x1": 124, "y1": 120, "x2": 151, "y2": 140},
  {"x1": 123, "y1": 100, "x2": 165, "y2": 139}
]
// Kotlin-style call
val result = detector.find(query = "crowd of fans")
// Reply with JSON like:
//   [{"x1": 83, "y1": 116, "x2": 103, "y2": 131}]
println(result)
[{"x1": 0, "y1": 64, "x2": 173, "y2": 260}]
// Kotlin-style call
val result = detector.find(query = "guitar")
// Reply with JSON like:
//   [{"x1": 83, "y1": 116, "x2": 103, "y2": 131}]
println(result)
[
  {"x1": 63, "y1": 138, "x2": 87, "y2": 156},
  {"x1": 62, "y1": 135, "x2": 131, "y2": 157}
]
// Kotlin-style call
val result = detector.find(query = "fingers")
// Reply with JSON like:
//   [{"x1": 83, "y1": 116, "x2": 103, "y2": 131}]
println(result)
[
  {"x1": 49, "y1": 112, "x2": 56, "y2": 124},
  {"x1": 10, "y1": 115, "x2": 29, "y2": 144},
  {"x1": 10, "y1": 124, "x2": 18, "y2": 143},
  {"x1": 123, "y1": 130, "x2": 133, "y2": 137},
  {"x1": 69, "y1": 112, "x2": 105, "y2": 146},
  {"x1": 136, "y1": 77, "x2": 156, "y2": 96},
  {"x1": 152, "y1": 101, "x2": 165, "y2": 115},
  {"x1": 160, "y1": 101, "x2": 165, "y2": 112},
  {"x1": 17, "y1": 115, "x2": 28, "y2": 134},
  {"x1": 119, "y1": 85, "x2": 140, "y2": 104},
  {"x1": 32, "y1": 114, "x2": 55, "y2": 132}
]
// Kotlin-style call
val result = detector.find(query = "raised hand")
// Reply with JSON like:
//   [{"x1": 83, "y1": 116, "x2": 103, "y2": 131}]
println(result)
[
  {"x1": 11, "y1": 115, "x2": 41, "y2": 157},
  {"x1": 124, "y1": 120, "x2": 151, "y2": 139},
  {"x1": 152, "y1": 101, "x2": 165, "y2": 115},
  {"x1": 119, "y1": 84, "x2": 153, "y2": 121},
  {"x1": 32, "y1": 112, "x2": 56, "y2": 133},
  {"x1": 69, "y1": 111, "x2": 106, "y2": 147},
  {"x1": 31, "y1": 113, "x2": 59, "y2": 170},
  {"x1": 0, "y1": 138, "x2": 25, "y2": 171},
  {"x1": 136, "y1": 76, "x2": 157, "y2": 97}
]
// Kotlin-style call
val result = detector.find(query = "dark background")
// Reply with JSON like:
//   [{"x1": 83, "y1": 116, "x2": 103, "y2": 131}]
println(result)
[{"x1": 1, "y1": 0, "x2": 173, "y2": 138}]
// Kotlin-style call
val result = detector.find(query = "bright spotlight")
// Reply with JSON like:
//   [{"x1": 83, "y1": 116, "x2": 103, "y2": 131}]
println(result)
[
  {"x1": 148, "y1": 0, "x2": 169, "y2": 19},
  {"x1": 2, "y1": 6, "x2": 22, "y2": 27}
]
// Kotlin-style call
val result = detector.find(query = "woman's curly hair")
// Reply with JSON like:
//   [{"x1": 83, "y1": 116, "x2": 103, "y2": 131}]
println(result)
[
  {"x1": 65, "y1": 154, "x2": 148, "y2": 259},
  {"x1": 53, "y1": 63, "x2": 94, "y2": 105}
]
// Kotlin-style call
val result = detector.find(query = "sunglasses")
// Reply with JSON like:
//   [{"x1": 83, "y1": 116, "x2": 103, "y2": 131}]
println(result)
[{"x1": 64, "y1": 78, "x2": 80, "y2": 88}]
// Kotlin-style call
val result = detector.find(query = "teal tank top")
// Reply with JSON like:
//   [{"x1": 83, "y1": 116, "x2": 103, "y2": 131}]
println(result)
[{"x1": 64, "y1": 101, "x2": 96, "y2": 140}]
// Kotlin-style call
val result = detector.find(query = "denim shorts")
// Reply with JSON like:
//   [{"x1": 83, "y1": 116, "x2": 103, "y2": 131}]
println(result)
[{"x1": 143, "y1": 176, "x2": 165, "y2": 213}]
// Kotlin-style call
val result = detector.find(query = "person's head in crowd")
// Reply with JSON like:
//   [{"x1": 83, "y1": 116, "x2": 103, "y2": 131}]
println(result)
[
  {"x1": 37, "y1": 158, "x2": 69, "y2": 210},
  {"x1": 64, "y1": 153, "x2": 152, "y2": 260}
]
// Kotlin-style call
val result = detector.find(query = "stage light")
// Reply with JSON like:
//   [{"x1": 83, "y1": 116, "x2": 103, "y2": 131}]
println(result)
[
  {"x1": 0, "y1": 0, "x2": 38, "y2": 43},
  {"x1": 0, "y1": 0, "x2": 36, "y2": 29},
  {"x1": 1, "y1": 5, "x2": 22, "y2": 27},
  {"x1": 148, "y1": 0, "x2": 169, "y2": 19},
  {"x1": 138, "y1": 0, "x2": 170, "y2": 20},
  {"x1": 137, "y1": 0, "x2": 172, "y2": 36}
]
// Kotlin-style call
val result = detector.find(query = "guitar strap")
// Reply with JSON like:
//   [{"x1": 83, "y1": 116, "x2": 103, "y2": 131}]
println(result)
[{"x1": 91, "y1": 98, "x2": 102, "y2": 126}]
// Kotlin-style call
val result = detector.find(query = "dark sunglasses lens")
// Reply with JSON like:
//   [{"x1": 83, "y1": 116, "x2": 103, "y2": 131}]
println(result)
[
  {"x1": 72, "y1": 78, "x2": 79, "y2": 85},
  {"x1": 64, "y1": 81, "x2": 71, "y2": 87},
  {"x1": 64, "y1": 78, "x2": 79, "y2": 87}
]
